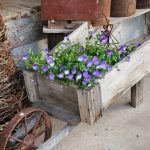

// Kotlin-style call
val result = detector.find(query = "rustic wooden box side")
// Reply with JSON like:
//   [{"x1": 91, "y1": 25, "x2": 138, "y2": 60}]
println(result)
[{"x1": 100, "y1": 38, "x2": 150, "y2": 109}]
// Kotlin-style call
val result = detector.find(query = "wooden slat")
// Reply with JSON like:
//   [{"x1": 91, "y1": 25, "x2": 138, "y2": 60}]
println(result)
[
  {"x1": 23, "y1": 71, "x2": 39, "y2": 102},
  {"x1": 0, "y1": 0, "x2": 41, "y2": 21},
  {"x1": 77, "y1": 85, "x2": 102, "y2": 124},
  {"x1": 100, "y1": 37, "x2": 150, "y2": 109},
  {"x1": 33, "y1": 101, "x2": 80, "y2": 125},
  {"x1": 36, "y1": 75, "x2": 79, "y2": 115},
  {"x1": 131, "y1": 79, "x2": 144, "y2": 108}
]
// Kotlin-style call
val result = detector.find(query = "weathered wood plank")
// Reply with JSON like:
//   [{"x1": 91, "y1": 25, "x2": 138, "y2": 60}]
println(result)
[
  {"x1": 23, "y1": 71, "x2": 38, "y2": 102},
  {"x1": 100, "y1": 37, "x2": 150, "y2": 109},
  {"x1": 33, "y1": 101, "x2": 80, "y2": 125},
  {"x1": 0, "y1": 0, "x2": 40, "y2": 21},
  {"x1": 37, "y1": 125, "x2": 74, "y2": 150},
  {"x1": 36, "y1": 75, "x2": 79, "y2": 115},
  {"x1": 77, "y1": 85, "x2": 102, "y2": 124},
  {"x1": 131, "y1": 79, "x2": 144, "y2": 108}
]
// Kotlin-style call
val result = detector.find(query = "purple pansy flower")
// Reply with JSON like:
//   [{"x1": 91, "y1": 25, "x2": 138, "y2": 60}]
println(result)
[
  {"x1": 79, "y1": 47, "x2": 84, "y2": 51},
  {"x1": 71, "y1": 69, "x2": 77, "y2": 75},
  {"x1": 42, "y1": 66, "x2": 49, "y2": 72},
  {"x1": 100, "y1": 60, "x2": 107, "y2": 69},
  {"x1": 64, "y1": 70, "x2": 69, "y2": 75},
  {"x1": 49, "y1": 73, "x2": 55, "y2": 80},
  {"x1": 76, "y1": 73, "x2": 82, "y2": 81},
  {"x1": 108, "y1": 50, "x2": 113, "y2": 57},
  {"x1": 126, "y1": 56, "x2": 131, "y2": 62},
  {"x1": 83, "y1": 71, "x2": 89, "y2": 78},
  {"x1": 32, "y1": 64, "x2": 38, "y2": 70},
  {"x1": 60, "y1": 65, "x2": 64, "y2": 70},
  {"x1": 93, "y1": 56, "x2": 100, "y2": 66},
  {"x1": 93, "y1": 70, "x2": 103, "y2": 78},
  {"x1": 44, "y1": 48, "x2": 49, "y2": 51},
  {"x1": 119, "y1": 45, "x2": 127, "y2": 54},
  {"x1": 46, "y1": 55, "x2": 53, "y2": 63},
  {"x1": 78, "y1": 55, "x2": 84, "y2": 62},
  {"x1": 83, "y1": 56, "x2": 89, "y2": 63},
  {"x1": 57, "y1": 73, "x2": 64, "y2": 78},
  {"x1": 83, "y1": 74, "x2": 91, "y2": 82},
  {"x1": 50, "y1": 61, "x2": 55, "y2": 67},
  {"x1": 64, "y1": 36, "x2": 70, "y2": 43},
  {"x1": 87, "y1": 61, "x2": 93, "y2": 68},
  {"x1": 67, "y1": 74, "x2": 74, "y2": 81},
  {"x1": 22, "y1": 54, "x2": 28, "y2": 61},
  {"x1": 136, "y1": 42, "x2": 142, "y2": 47},
  {"x1": 107, "y1": 65, "x2": 113, "y2": 72},
  {"x1": 99, "y1": 35, "x2": 108, "y2": 44}
]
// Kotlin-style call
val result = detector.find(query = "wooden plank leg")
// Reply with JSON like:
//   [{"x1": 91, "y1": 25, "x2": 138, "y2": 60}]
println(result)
[
  {"x1": 131, "y1": 79, "x2": 144, "y2": 108},
  {"x1": 77, "y1": 85, "x2": 102, "y2": 124}
]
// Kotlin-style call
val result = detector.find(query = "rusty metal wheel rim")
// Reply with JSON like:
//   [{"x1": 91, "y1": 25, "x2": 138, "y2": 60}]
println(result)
[{"x1": 0, "y1": 107, "x2": 52, "y2": 150}]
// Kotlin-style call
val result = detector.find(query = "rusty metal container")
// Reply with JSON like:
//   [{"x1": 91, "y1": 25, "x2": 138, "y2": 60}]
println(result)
[
  {"x1": 137, "y1": 0, "x2": 150, "y2": 9},
  {"x1": 41, "y1": 0, "x2": 111, "y2": 26},
  {"x1": 111, "y1": 0, "x2": 136, "y2": 17}
]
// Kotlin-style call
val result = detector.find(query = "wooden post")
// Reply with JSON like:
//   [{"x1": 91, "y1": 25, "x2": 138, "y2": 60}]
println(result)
[
  {"x1": 77, "y1": 85, "x2": 102, "y2": 124},
  {"x1": 23, "y1": 71, "x2": 39, "y2": 102},
  {"x1": 131, "y1": 79, "x2": 144, "y2": 108}
]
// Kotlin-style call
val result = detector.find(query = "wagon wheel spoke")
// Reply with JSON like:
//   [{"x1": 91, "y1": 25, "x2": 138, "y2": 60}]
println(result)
[
  {"x1": 10, "y1": 136, "x2": 23, "y2": 143},
  {"x1": 24, "y1": 116, "x2": 28, "y2": 135},
  {"x1": 32, "y1": 112, "x2": 43, "y2": 135},
  {"x1": 34, "y1": 129, "x2": 47, "y2": 139}
]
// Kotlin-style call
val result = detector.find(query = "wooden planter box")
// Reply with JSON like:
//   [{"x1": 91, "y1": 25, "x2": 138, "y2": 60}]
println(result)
[{"x1": 23, "y1": 35, "x2": 150, "y2": 125}]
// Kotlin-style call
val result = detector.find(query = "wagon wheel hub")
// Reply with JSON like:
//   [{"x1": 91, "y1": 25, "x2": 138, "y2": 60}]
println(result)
[{"x1": 21, "y1": 134, "x2": 36, "y2": 150}]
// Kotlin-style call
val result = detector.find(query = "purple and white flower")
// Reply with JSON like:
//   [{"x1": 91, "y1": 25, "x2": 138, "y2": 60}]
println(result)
[
  {"x1": 107, "y1": 65, "x2": 112, "y2": 72},
  {"x1": 50, "y1": 61, "x2": 55, "y2": 67},
  {"x1": 22, "y1": 54, "x2": 28, "y2": 61},
  {"x1": 49, "y1": 73, "x2": 55, "y2": 80},
  {"x1": 119, "y1": 45, "x2": 127, "y2": 54},
  {"x1": 126, "y1": 56, "x2": 131, "y2": 62},
  {"x1": 64, "y1": 70, "x2": 69, "y2": 75},
  {"x1": 87, "y1": 61, "x2": 93, "y2": 68},
  {"x1": 42, "y1": 66, "x2": 49, "y2": 72},
  {"x1": 57, "y1": 73, "x2": 64, "y2": 78},
  {"x1": 71, "y1": 69, "x2": 77, "y2": 75},
  {"x1": 32, "y1": 64, "x2": 38, "y2": 70},
  {"x1": 79, "y1": 47, "x2": 84, "y2": 51},
  {"x1": 108, "y1": 50, "x2": 113, "y2": 57},
  {"x1": 78, "y1": 55, "x2": 84, "y2": 62},
  {"x1": 64, "y1": 36, "x2": 70, "y2": 43},
  {"x1": 46, "y1": 55, "x2": 53, "y2": 63},
  {"x1": 76, "y1": 74, "x2": 82, "y2": 81},
  {"x1": 100, "y1": 60, "x2": 107, "y2": 70},
  {"x1": 67, "y1": 74, "x2": 74, "y2": 81},
  {"x1": 93, "y1": 70, "x2": 103, "y2": 78}
]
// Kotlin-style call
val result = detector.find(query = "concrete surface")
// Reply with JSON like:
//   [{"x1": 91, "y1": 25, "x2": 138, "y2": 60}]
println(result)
[{"x1": 52, "y1": 74, "x2": 150, "y2": 150}]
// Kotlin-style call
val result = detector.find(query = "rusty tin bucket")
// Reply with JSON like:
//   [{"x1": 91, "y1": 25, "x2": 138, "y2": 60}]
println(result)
[
  {"x1": 41, "y1": 0, "x2": 111, "y2": 26},
  {"x1": 111, "y1": 0, "x2": 136, "y2": 17},
  {"x1": 137, "y1": 0, "x2": 150, "y2": 9}
]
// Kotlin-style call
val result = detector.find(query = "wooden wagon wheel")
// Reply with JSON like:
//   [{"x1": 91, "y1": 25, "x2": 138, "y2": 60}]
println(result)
[{"x1": 0, "y1": 107, "x2": 52, "y2": 150}]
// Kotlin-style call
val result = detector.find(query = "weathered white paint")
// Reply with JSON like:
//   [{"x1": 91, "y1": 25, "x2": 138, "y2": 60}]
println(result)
[{"x1": 100, "y1": 38, "x2": 150, "y2": 109}]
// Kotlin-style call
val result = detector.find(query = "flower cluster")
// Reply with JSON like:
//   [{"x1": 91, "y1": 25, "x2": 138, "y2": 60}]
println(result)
[{"x1": 22, "y1": 32, "x2": 147, "y2": 89}]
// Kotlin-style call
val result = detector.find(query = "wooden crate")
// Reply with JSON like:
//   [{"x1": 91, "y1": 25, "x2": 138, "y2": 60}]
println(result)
[{"x1": 23, "y1": 35, "x2": 150, "y2": 125}]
